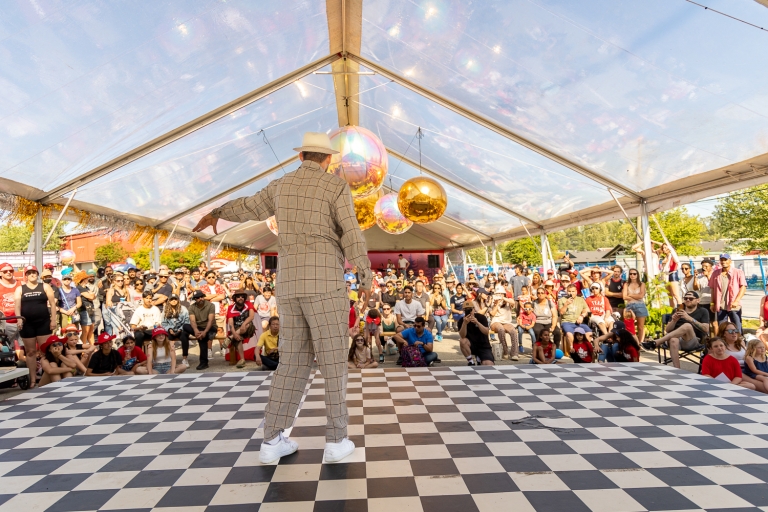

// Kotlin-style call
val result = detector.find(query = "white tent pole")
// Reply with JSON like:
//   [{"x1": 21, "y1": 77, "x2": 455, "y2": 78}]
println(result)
[
  {"x1": 546, "y1": 237, "x2": 556, "y2": 271},
  {"x1": 43, "y1": 189, "x2": 77, "y2": 248},
  {"x1": 641, "y1": 201, "x2": 655, "y2": 280},
  {"x1": 160, "y1": 221, "x2": 179, "y2": 255},
  {"x1": 153, "y1": 234, "x2": 160, "y2": 271},
  {"x1": 213, "y1": 235, "x2": 227, "y2": 257},
  {"x1": 608, "y1": 189, "x2": 643, "y2": 240},
  {"x1": 541, "y1": 233, "x2": 549, "y2": 275},
  {"x1": 34, "y1": 209, "x2": 43, "y2": 270},
  {"x1": 521, "y1": 223, "x2": 541, "y2": 253}
]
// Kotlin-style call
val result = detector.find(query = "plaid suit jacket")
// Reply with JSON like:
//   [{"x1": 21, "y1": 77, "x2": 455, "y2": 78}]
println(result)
[{"x1": 210, "y1": 160, "x2": 372, "y2": 298}]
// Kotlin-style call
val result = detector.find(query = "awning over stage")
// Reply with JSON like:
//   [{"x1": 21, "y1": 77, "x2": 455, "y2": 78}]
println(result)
[{"x1": 2, "y1": 1, "x2": 768, "y2": 252}]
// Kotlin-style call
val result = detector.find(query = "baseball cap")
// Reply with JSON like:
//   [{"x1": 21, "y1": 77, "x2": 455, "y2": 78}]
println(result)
[
  {"x1": 41, "y1": 269, "x2": 53, "y2": 278},
  {"x1": 86, "y1": 269, "x2": 96, "y2": 276},
  {"x1": 544, "y1": 279, "x2": 555, "y2": 286},
  {"x1": 152, "y1": 327, "x2": 167, "y2": 338},
  {"x1": 611, "y1": 319, "x2": 627, "y2": 334},
  {"x1": 23, "y1": 265, "x2": 38, "y2": 274},
  {"x1": 192, "y1": 290, "x2": 205, "y2": 300},
  {"x1": 43, "y1": 263, "x2": 54, "y2": 269},
  {"x1": 684, "y1": 291, "x2": 699, "y2": 299},
  {"x1": 158, "y1": 270, "x2": 170, "y2": 277},
  {"x1": 574, "y1": 326, "x2": 588, "y2": 335},
  {"x1": 0, "y1": 262, "x2": 13, "y2": 273},
  {"x1": 95, "y1": 332, "x2": 116, "y2": 345},
  {"x1": 546, "y1": 269, "x2": 554, "y2": 275},
  {"x1": 719, "y1": 253, "x2": 731, "y2": 260}
]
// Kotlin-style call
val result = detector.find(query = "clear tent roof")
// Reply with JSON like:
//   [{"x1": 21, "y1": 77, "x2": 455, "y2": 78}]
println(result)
[{"x1": 2, "y1": 0, "x2": 768, "y2": 252}]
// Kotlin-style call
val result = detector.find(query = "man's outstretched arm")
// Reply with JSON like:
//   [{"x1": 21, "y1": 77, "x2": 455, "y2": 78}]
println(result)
[{"x1": 193, "y1": 182, "x2": 277, "y2": 234}]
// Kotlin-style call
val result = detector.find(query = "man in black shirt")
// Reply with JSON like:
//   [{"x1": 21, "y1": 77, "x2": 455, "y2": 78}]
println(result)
[
  {"x1": 642, "y1": 291, "x2": 709, "y2": 368},
  {"x1": 86, "y1": 332, "x2": 124, "y2": 376},
  {"x1": 605, "y1": 265, "x2": 625, "y2": 310},
  {"x1": 458, "y1": 303, "x2": 494, "y2": 366}
]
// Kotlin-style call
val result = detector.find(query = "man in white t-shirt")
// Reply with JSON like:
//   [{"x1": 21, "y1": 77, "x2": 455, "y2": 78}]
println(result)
[
  {"x1": 397, "y1": 254, "x2": 409, "y2": 276},
  {"x1": 129, "y1": 290, "x2": 163, "y2": 348},
  {"x1": 394, "y1": 286, "x2": 424, "y2": 333}
]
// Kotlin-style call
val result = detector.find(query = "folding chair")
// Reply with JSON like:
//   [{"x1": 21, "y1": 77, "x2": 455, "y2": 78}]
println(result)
[{"x1": 656, "y1": 313, "x2": 706, "y2": 372}]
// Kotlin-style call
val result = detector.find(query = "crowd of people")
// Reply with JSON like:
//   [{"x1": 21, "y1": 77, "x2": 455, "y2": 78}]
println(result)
[
  {"x1": 1, "y1": 249, "x2": 767, "y2": 393},
  {"x1": 0, "y1": 261, "x2": 283, "y2": 388}
]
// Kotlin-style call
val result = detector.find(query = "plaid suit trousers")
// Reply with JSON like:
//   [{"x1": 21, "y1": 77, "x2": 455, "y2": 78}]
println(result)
[{"x1": 263, "y1": 287, "x2": 349, "y2": 443}]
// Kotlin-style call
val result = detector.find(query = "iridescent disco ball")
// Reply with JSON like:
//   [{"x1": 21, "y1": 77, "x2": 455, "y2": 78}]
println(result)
[
  {"x1": 374, "y1": 193, "x2": 412, "y2": 235},
  {"x1": 397, "y1": 176, "x2": 448, "y2": 224},
  {"x1": 327, "y1": 126, "x2": 388, "y2": 198},
  {"x1": 354, "y1": 190, "x2": 382, "y2": 231},
  {"x1": 266, "y1": 216, "x2": 278, "y2": 236},
  {"x1": 60, "y1": 249, "x2": 76, "y2": 265}
]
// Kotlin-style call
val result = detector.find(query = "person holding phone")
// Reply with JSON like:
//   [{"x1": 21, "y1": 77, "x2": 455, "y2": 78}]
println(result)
[{"x1": 458, "y1": 303, "x2": 494, "y2": 366}]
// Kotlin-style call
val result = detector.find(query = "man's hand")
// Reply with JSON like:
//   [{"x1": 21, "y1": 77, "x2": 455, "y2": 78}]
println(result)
[
  {"x1": 732, "y1": 301, "x2": 741, "y2": 309},
  {"x1": 192, "y1": 213, "x2": 219, "y2": 235},
  {"x1": 710, "y1": 303, "x2": 716, "y2": 313}
]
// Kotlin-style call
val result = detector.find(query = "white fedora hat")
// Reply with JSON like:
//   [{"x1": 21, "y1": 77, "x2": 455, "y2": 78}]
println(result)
[{"x1": 293, "y1": 132, "x2": 339, "y2": 155}]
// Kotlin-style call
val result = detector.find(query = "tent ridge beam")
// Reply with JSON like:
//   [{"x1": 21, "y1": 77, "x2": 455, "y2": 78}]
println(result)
[
  {"x1": 40, "y1": 53, "x2": 341, "y2": 204},
  {"x1": 348, "y1": 53, "x2": 642, "y2": 202},
  {"x1": 155, "y1": 154, "x2": 298, "y2": 228},
  {"x1": 387, "y1": 147, "x2": 543, "y2": 228}
]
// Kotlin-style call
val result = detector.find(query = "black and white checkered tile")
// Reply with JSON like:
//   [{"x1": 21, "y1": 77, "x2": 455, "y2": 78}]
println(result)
[{"x1": 0, "y1": 364, "x2": 767, "y2": 511}]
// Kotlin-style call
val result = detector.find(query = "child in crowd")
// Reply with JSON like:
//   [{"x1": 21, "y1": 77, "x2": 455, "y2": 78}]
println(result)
[
  {"x1": 117, "y1": 335, "x2": 148, "y2": 375},
  {"x1": 702, "y1": 337, "x2": 755, "y2": 389},
  {"x1": 39, "y1": 335, "x2": 86, "y2": 386},
  {"x1": 517, "y1": 302, "x2": 536, "y2": 353},
  {"x1": 570, "y1": 326, "x2": 594, "y2": 363},
  {"x1": 532, "y1": 328, "x2": 557, "y2": 364},
  {"x1": 147, "y1": 327, "x2": 186, "y2": 375},
  {"x1": 623, "y1": 308, "x2": 637, "y2": 336},
  {"x1": 348, "y1": 334, "x2": 378, "y2": 369},
  {"x1": 614, "y1": 329, "x2": 640, "y2": 362},
  {"x1": 364, "y1": 307, "x2": 384, "y2": 363},
  {"x1": 745, "y1": 337, "x2": 768, "y2": 385},
  {"x1": 517, "y1": 285, "x2": 532, "y2": 311}
]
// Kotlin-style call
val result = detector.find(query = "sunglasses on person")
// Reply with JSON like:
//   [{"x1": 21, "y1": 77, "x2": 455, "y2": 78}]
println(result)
[
  {"x1": 683, "y1": 296, "x2": 696, "y2": 301},
  {"x1": 114, "y1": 279, "x2": 124, "y2": 283},
  {"x1": 382, "y1": 307, "x2": 391, "y2": 311},
  {"x1": 629, "y1": 272, "x2": 638, "y2": 276},
  {"x1": 65, "y1": 332, "x2": 78, "y2": 338},
  {"x1": 726, "y1": 328, "x2": 738, "y2": 334},
  {"x1": 51, "y1": 342, "x2": 63, "y2": 348},
  {"x1": 1, "y1": 270, "x2": 13, "y2": 274}
]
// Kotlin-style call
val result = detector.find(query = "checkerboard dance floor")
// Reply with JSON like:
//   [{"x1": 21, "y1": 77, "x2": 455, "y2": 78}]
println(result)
[{"x1": 1, "y1": 364, "x2": 768, "y2": 512}]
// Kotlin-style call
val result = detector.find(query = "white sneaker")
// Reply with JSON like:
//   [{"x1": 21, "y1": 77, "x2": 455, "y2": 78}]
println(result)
[
  {"x1": 259, "y1": 432, "x2": 298, "y2": 464},
  {"x1": 324, "y1": 437, "x2": 355, "y2": 463},
  {"x1": 182, "y1": 358, "x2": 188, "y2": 367},
  {"x1": 208, "y1": 349, "x2": 213, "y2": 359}
]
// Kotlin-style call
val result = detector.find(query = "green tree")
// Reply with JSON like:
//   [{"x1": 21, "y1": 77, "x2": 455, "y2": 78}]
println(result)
[
  {"x1": 129, "y1": 248, "x2": 203, "y2": 271},
  {"x1": 648, "y1": 208, "x2": 706, "y2": 256},
  {"x1": 500, "y1": 238, "x2": 542, "y2": 266},
  {"x1": 94, "y1": 242, "x2": 128, "y2": 267},
  {"x1": 714, "y1": 184, "x2": 768, "y2": 251},
  {"x1": 0, "y1": 220, "x2": 67, "y2": 251}
]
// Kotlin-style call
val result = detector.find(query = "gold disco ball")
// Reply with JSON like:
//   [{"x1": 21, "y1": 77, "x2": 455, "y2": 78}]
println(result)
[
  {"x1": 397, "y1": 176, "x2": 448, "y2": 223},
  {"x1": 354, "y1": 190, "x2": 382, "y2": 231},
  {"x1": 374, "y1": 193, "x2": 413, "y2": 235},
  {"x1": 266, "y1": 216, "x2": 278, "y2": 236},
  {"x1": 327, "y1": 126, "x2": 388, "y2": 198}
]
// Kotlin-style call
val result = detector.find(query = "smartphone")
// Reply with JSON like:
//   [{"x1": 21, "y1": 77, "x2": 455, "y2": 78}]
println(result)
[{"x1": 677, "y1": 304, "x2": 684, "y2": 312}]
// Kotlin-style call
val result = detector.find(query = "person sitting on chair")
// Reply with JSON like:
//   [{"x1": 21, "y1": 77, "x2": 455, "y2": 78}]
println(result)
[{"x1": 642, "y1": 291, "x2": 709, "y2": 368}]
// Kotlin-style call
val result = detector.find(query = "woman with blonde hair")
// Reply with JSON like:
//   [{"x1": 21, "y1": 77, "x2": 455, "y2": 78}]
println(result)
[{"x1": 744, "y1": 336, "x2": 768, "y2": 393}]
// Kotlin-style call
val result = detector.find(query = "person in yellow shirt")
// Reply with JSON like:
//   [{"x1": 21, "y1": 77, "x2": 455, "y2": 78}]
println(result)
[
  {"x1": 257, "y1": 316, "x2": 280, "y2": 370},
  {"x1": 346, "y1": 281, "x2": 358, "y2": 302}
]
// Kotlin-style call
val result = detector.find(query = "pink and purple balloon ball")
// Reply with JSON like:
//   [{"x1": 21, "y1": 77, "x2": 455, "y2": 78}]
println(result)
[
  {"x1": 327, "y1": 126, "x2": 388, "y2": 199},
  {"x1": 60, "y1": 250, "x2": 76, "y2": 265},
  {"x1": 374, "y1": 193, "x2": 413, "y2": 235}
]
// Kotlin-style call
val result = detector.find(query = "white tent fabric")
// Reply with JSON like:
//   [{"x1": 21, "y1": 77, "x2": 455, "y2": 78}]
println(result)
[{"x1": 2, "y1": 0, "x2": 768, "y2": 251}]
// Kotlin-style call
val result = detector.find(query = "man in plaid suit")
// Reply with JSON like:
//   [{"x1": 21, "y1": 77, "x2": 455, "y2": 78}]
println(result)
[{"x1": 193, "y1": 132, "x2": 371, "y2": 463}]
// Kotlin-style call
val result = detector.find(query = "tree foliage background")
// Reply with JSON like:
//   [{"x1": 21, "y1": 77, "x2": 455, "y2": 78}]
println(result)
[
  {"x1": 714, "y1": 185, "x2": 768, "y2": 252},
  {"x1": 130, "y1": 248, "x2": 203, "y2": 271},
  {"x1": 0, "y1": 221, "x2": 67, "y2": 252},
  {"x1": 94, "y1": 242, "x2": 128, "y2": 267}
]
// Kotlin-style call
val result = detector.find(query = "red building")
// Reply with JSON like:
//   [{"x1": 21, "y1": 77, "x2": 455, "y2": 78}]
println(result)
[{"x1": 61, "y1": 230, "x2": 140, "y2": 269}]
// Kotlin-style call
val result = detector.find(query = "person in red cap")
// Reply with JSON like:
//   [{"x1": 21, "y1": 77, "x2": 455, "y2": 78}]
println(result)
[
  {"x1": 85, "y1": 332, "x2": 122, "y2": 376},
  {"x1": 14, "y1": 265, "x2": 57, "y2": 389},
  {"x1": 39, "y1": 334, "x2": 85, "y2": 386},
  {"x1": 147, "y1": 327, "x2": 185, "y2": 375},
  {"x1": 43, "y1": 263, "x2": 61, "y2": 287},
  {"x1": 0, "y1": 262, "x2": 21, "y2": 347}
]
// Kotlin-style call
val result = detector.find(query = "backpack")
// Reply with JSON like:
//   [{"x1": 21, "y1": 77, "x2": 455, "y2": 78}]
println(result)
[{"x1": 400, "y1": 344, "x2": 426, "y2": 367}]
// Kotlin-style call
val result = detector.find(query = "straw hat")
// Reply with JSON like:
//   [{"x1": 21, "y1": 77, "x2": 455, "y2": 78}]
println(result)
[{"x1": 293, "y1": 132, "x2": 339, "y2": 155}]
